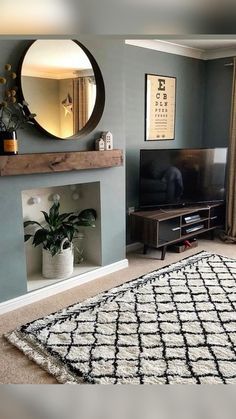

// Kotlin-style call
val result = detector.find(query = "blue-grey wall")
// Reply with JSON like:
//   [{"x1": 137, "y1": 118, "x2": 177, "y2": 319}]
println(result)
[
  {"x1": 125, "y1": 46, "x2": 233, "y2": 244},
  {"x1": 203, "y1": 57, "x2": 233, "y2": 147},
  {"x1": 0, "y1": 39, "x2": 233, "y2": 302},
  {"x1": 125, "y1": 45, "x2": 206, "y2": 242},
  {"x1": 0, "y1": 38, "x2": 126, "y2": 303}
]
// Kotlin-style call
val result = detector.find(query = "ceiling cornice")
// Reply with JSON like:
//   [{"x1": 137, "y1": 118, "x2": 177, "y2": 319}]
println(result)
[
  {"x1": 125, "y1": 39, "x2": 236, "y2": 61},
  {"x1": 204, "y1": 47, "x2": 236, "y2": 60}
]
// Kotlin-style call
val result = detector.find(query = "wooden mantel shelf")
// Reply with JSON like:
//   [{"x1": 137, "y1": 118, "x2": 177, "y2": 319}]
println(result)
[{"x1": 0, "y1": 149, "x2": 123, "y2": 176}]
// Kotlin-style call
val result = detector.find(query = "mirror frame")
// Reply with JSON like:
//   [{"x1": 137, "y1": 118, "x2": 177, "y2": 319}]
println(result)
[{"x1": 18, "y1": 39, "x2": 105, "y2": 140}]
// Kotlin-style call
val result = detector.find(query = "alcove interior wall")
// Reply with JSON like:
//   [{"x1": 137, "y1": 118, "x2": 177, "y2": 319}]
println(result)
[{"x1": 22, "y1": 181, "x2": 101, "y2": 291}]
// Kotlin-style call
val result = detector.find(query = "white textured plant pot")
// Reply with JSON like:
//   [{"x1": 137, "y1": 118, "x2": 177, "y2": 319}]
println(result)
[{"x1": 42, "y1": 244, "x2": 74, "y2": 279}]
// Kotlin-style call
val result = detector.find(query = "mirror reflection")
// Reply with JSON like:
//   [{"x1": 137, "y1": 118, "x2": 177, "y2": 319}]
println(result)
[{"x1": 21, "y1": 40, "x2": 98, "y2": 139}]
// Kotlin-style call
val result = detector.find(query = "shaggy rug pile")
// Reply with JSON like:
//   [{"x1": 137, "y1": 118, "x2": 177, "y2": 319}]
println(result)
[{"x1": 5, "y1": 251, "x2": 236, "y2": 384}]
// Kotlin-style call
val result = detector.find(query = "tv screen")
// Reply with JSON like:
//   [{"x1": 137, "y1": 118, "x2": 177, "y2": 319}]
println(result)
[{"x1": 139, "y1": 148, "x2": 227, "y2": 209}]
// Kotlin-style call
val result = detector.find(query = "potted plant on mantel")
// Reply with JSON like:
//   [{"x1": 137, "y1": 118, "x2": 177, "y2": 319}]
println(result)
[
  {"x1": 24, "y1": 202, "x2": 97, "y2": 279},
  {"x1": 0, "y1": 63, "x2": 36, "y2": 155}
]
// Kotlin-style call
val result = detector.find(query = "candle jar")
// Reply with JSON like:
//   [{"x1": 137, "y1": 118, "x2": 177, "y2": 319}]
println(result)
[{"x1": 74, "y1": 232, "x2": 85, "y2": 264}]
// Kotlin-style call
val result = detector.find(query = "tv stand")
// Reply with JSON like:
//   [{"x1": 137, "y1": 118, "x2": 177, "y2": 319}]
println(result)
[{"x1": 130, "y1": 203, "x2": 225, "y2": 260}]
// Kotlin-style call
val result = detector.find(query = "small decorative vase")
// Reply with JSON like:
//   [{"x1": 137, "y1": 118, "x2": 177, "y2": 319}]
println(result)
[
  {"x1": 0, "y1": 130, "x2": 18, "y2": 155},
  {"x1": 42, "y1": 239, "x2": 74, "y2": 279}
]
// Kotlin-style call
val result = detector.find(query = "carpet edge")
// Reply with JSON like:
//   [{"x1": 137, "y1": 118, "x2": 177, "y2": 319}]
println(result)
[{"x1": 4, "y1": 330, "x2": 85, "y2": 384}]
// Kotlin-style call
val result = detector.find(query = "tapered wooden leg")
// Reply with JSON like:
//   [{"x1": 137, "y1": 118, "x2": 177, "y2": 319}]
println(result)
[
  {"x1": 161, "y1": 245, "x2": 167, "y2": 260},
  {"x1": 143, "y1": 244, "x2": 148, "y2": 255}
]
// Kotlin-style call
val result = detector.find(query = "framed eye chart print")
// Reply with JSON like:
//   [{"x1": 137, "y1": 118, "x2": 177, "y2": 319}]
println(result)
[{"x1": 145, "y1": 73, "x2": 176, "y2": 141}]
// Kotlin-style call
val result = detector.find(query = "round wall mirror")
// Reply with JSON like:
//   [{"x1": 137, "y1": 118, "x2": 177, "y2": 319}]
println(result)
[{"x1": 19, "y1": 40, "x2": 105, "y2": 139}]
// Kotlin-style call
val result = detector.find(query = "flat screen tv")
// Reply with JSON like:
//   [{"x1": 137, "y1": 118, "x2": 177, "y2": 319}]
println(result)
[{"x1": 139, "y1": 148, "x2": 227, "y2": 209}]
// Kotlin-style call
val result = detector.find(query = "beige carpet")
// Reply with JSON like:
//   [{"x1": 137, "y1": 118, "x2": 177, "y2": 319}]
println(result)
[{"x1": 0, "y1": 238, "x2": 235, "y2": 384}]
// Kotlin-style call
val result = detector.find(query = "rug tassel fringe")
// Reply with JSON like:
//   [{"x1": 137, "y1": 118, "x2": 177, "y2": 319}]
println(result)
[{"x1": 4, "y1": 331, "x2": 85, "y2": 384}]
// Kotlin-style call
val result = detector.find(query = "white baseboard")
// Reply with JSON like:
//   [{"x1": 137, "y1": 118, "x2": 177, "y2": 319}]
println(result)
[
  {"x1": 126, "y1": 242, "x2": 143, "y2": 253},
  {"x1": 0, "y1": 259, "x2": 129, "y2": 315}
]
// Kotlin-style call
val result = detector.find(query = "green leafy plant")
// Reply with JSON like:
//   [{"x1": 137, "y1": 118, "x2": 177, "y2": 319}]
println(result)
[
  {"x1": 0, "y1": 63, "x2": 36, "y2": 132},
  {"x1": 24, "y1": 202, "x2": 97, "y2": 256}
]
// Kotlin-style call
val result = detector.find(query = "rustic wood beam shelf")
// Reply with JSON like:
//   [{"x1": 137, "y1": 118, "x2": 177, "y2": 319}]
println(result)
[{"x1": 0, "y1": 149, "x2": 123, "y2": 176}]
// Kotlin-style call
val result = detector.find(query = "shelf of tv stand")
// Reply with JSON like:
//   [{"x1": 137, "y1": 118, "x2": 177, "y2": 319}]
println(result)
[
  {"x1": 181, "y1": 228, "x2": 208, "y2": 240},
  {"x1": 181, "y1": 217, "x2": 209, "y2": 227},
  {"x1": 130, "y1": 203, "x2": 225, "y2": 260}
]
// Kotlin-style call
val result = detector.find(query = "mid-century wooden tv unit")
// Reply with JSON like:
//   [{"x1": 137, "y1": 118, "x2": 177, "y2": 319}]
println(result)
[{"x1": 130, "y1": 203, "x2": 225, "y2": 260}]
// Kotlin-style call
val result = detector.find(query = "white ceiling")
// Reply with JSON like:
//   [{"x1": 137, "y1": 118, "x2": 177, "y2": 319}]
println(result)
[
  {"x1": 22, "y1": 40, "x2": 92, "y2": 79},
  {"x1": 125, "y1": 39, "x2": 236, "y2": 60}
]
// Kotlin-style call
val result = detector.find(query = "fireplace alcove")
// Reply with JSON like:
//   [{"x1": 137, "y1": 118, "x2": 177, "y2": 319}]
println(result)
[
  {"x1": 22, "y1": 182, "x2": 101, "y2": 292},
  {"x1": 1, "y1": 149, "x2": 123, "y2": 293},
  {"x1": 0, "y1": 147, "x2": 124, "y2": 305}
]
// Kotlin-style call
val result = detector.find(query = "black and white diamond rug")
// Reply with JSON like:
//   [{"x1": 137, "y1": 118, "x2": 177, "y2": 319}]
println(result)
[{"x1": 5, "y1": 251, "x2": 236, "y2": 384}]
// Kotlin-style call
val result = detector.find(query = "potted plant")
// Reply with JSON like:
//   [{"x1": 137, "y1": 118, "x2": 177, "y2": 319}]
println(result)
[
  {"x1": 0, "y1": 63, "x2": 36, "y2": 155},
  {"x1": 24, "y1": 201, "x2": 97, "y2": 279}
]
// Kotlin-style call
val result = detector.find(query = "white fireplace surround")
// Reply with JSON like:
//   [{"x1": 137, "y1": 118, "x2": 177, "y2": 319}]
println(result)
[{"x1": 0, "y1": 180, "x2": 128, "y2": 314}]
